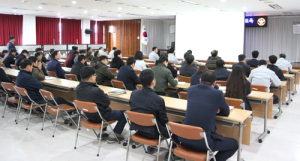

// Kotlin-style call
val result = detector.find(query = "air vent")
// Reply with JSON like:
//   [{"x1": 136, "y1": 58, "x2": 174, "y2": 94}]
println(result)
[
  {"x1": 268, "y1": 4, "x2": 283, "y2": 10},
  {"x1": 283, "y1": 12, "x2": 293, "y2": 15},
  {"x1": 20, "y1": 0, "x2": 31, "y2": 3},
  {"x1": 60, "y1": 5, "x2": 71, "y2": 8},
  {"x1": 40, "y1": 3, "x2": 56, "y2": 6},
  {"x1": 264, "y1": 1, "x2": 274, "y2": 3}
]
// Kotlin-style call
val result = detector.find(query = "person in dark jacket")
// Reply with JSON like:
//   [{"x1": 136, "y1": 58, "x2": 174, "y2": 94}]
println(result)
[
  {"x1": 85, "y1": 47, "x2": 93, "y2": 61},
  {"x1": 213, "y1": 59, "x2": 231, "y2": 80},
  {"x1": 179, "y1": 54, "x2": 197, "y2": 77},
  {"x1": 48, "y1": 49, "x2": 55, "y2": 62},
  {"x1": 181, "y1": 51, "x2": 197, "y2": 68},
  {"x1": 2, "y1": 48, "x2": 17, "y2": 68},
  {"x1": 247, "y1": 50, "x2": 259, "y2": 68},
  {"x1": 179, "y1": 70, "x2": 238, "y2": 161},
  {"x1": 70, "y1": 55, "x2": 86, "y2": 81},
  {"x1": 267, "y1": 55, "x2": 285, "y2": 81},
  {"x1": 91, "y1": 55, "x2": 118, "y2": 85},
  {"x1": 117, "y1": 57, "x2": 140, "y2": 90},
  {"x1": 75, "y1": 66, "x2": 126, "y2": 143},
  {"x1": 65, "y1": 51, "x2": 78, "y2": 67},
  {"x1": 35, "y1": 52, "x2": 48, "y2": 76},
  {"x1": 47, "y1": 51, "x2": 65, "y2": 79},
  {"x1": 67, "y1": 46, "x2": 78, "y2": 56},
  {"x1": 0, "y1": 50, "x2": 9, "y2": 58},
  {"x1": 7, "y1": 36, "x2": 16, "y2": 52},
  {"x1": 15, "y1": 50, "x2": 29, "y2": 69},
  {"x1": 155, "y1": 53, "x2": 177, "y2": 77},
  {"x1": 35, "y1": 48, "x2": 47, "y2": 64},
  {"x1": 233, "y1": 54, "x2": 251, "y2": 77},
  {"x1": 110, "y1": 50, "x2": 124, "y2": 70},
  {"x1": 206, "y1": 50, "x2": 221, "y2": 70},
  {"x1": 225, "y1": 65, "x2": 252, "y2": 111},
  {"x1": 0, "y1": 68, "x2": 12, "y2": 83},
  {"x1": 191, "y1": 65, "x2": 220, "y2": 90}
]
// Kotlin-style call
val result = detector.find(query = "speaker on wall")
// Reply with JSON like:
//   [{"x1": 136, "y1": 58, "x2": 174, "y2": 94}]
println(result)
[{"x1": 85, "y1": 29, "x2": 92, "y2": 34}]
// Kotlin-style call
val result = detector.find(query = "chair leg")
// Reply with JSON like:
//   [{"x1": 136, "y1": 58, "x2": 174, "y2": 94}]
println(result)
[
  {"x1": 26, "y1": 104, "x2": 33, "y2": 130},
  {"x1": 63, "y1": 110, "x2": 78, "y2": 127},
  {"x1": 142, "y1": 144, "x2": 148, "y2": 153},
  {"x1": 168, "y1": 141, "x2": 173, "y2": 161},
  {"x1": 2, "y1": 95, "x2": 8, "y2": 118},
  {"x1": 126, "y1": 130, "x2": 131, "y2": 161},
  {"x1": 97, "y1": 122, "x2": 104, "y2": 157},
  {"x1": 16, "y1": 99, "x2": 23, "y2": 124},
  {"x1": 15, "y1": 97, "x2": 21, "y2": 122},
  {"x1": 107, "y1": 123, "x2": 120, "y2": 143},
  {"x1": 157, "y1": 135, "x2": 161, "y2": 161},
  {"x1": 74, "y1": 115, "x2": 81, "y2": 149},
  {"x1": 52, "y1": 110, "x2": 60, "y2": 137},
  {"x1": 41, "y1": 104, "x2": 48, "y2": 131}
]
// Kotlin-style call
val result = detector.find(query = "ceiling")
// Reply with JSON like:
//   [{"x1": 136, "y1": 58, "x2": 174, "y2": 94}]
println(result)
[{"x1": 0, "y1": 0, "x2": 299, "y2": 20}]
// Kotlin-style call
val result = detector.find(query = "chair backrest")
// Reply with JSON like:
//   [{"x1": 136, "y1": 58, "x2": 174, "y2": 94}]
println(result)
[
  {"x1": 0, "y1": 63, "x2": 5, "y2": 67},
  {"x1": 225, "y1": 97, "x2": 244, "y2": 109},
  {"x1": 14, "y1": 86, "x2": 28, "y2": 97},
  {"x1": 251, "y1": 84, "x2": 268, "y2": 92},
  {"x1": 65, "y1": 74, "x2": 78, "y2": 81},
  {"x1": 125, "y1": 111, "x2": 156, "y2": 126},
  {"x1": 178, "y1": 92, "x2": 187, "y2": 100},
  {"x1": 146, "y1": 60, "x2": 155, "y2": 63},
  {"x1": 136, "y1": 84, "x2": 143, "y2": 89},
  {"x1": 216, "y1": 81, "x2": 227, "y2": 86},
  {"x1": 73, "y1": 100, "x2": 98, "y2": 113},
  {"x1": 47, "y1": 71, "x2": 57, "y2": 77},
  {"x1": 148, "y1": 63, "x2": 155, "y2": 68},
  {"x1": 86, "y1": 59, "x2": 90, "y2": 62},
  {"x1": 143, "y1": 56, "x2": 149, "y2": 59},
  {"x1": 61, "y1": 63, "x2": 66, "y2": 67},
  {"x1": 1, "y1": 82, "x2": 15, "y2": 92},
  {"x1": 39, "y1": 89, "x2": 55, "y2": 101},
  {"x1": 282, "y1": 70, "x2": 288, "y2": 74},
  {"x1": 122, "y1": 57, "x2": 128, "y2": 61},
  {"x1": 250, "y1": 67, "x2": 255, "y2": 71},
  {"x1": 108, "y1": 68, "x2": 118, "y2": 73},
  {"x1": 178, "y1": 75, "x2": 191, "y2": 83},
  {"x1": 111, "y1": 80, "x2": 126, "y2": 89},
  {"x1": 10, "y1": 64, "x2": 18, "y2": 70},
  {"x1": 134, "y1": 70, "x2": 141, "y2": 75},
  {"x1": 167, "y1": 122, "x2": 204, "y2": 140}
]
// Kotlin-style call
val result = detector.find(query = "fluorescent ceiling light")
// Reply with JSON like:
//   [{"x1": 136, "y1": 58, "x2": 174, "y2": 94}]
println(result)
[
  {"x1": 210, "y1": 8, "x2": 220, "y2": 11},
  {"x1": 139, "y1": 6, "x2": 147, "y2": 9},
  {"x1": 118, "y1": 7, "x2": 122, "y2": 10},
  {"x1": 57, "y1": 13, "x2": 60, "y2": 15},
  {"x1": 221, "y1": 0, "x2": 226, "y2": 2},
  {"x1": 243, "y1": 7, "x2": 247, "y2": 10},
  {"x1": 39, "y1": 6, "x2": 42, "y2": 9},
  {"x1": 72, "y1": 1, "x2": 76, "y2": 4},
  {"x1": 91, "y1": 16, "x2": 94, "y2": 18},
  {"x1": 118, "y1": 14, "x2": 121, "y2": 17},
  {"x1": 181, "y1": 0, "x2": 200, "y2": 5},
  {"x1": 151, "y1": 12, "x2": 154, "y2": 14},
  {"x1": 13, "y1": 10, "x2": 16, "y2": 12},
  {"x1": 84, "y1": 10, "x2": 87, "y2": 13}
]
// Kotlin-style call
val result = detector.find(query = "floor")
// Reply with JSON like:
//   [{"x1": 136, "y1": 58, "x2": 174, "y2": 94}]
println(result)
[{"x1": 0, "y1": 84, "x2": 300, "y2": 161}]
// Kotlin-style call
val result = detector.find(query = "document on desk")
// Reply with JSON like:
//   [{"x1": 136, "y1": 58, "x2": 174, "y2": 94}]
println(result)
[
  {"x1": 45, "y1": 76, "x2": 56, "y2": 80},
  {"x1": 178, "y1": 82, "x2": 186, "y2": 85},
  {"x1": 248, "y1": 92, "x2": 253, "y2": 96},
  {"x1": 108, "y1": 89, "x2": 127, "y2": 95},
  {"x1": 219, "y1": 86, "x2": 226, "y2": 91},
  {"x1": 229, "y1": 106, "x2": 234, "y2": 110}
]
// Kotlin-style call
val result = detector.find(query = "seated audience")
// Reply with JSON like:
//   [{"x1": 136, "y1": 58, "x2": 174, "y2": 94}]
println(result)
[
  {"x1": 15, "y1": 50, "x2": 29, "y2": 69},
  {"x1": 93, "y1": 56, "x2": 118, "y2": 85},
  {"x1": 152, "y1": 56, "x2": 178, "y2": 96},
  {"x1": 155, "y1": 53, "x2": 177, "y2": 77},
  {"x1": 0, "y1": 50, "x2": 9, "y2": 58},
  {"x1": 67, "y1": 46, "x2": 78, "y2": 56},
  {"x1": 214, "y1": 59, "x2": 231, "y2": 80},
  {"x1": 47, "y1": 49, "x2": 55, "y2": 62},
  {"x1": 35, "y1": 52, "x2": 48, "y2": 76},
  {"x1": 99, "y1": 47, "x2": 107, "y2": 57},
  {"x1": 85, "y1": 47, "x2": 93, "y2": 61},
  {"x1": 275, "y1": 53, "x2": 293, "y2": 71},
  {"x1": 90, "y1": 51, "x2": 100, "y2": 66},
  {"x1": 233, "y1": 54, "x2": 251, "y2": 77},
  {"x1": 71, "y1": 55, "x2": 86, "y2": 81},
  {"x1": 267, "y1": 55, "x2": 285, "y2": 81},
  {"x1": 110, "y1": 50, "x2": 124, "y2": 70},
  {"x1": 35, "y1": 48, "x2": 47, "y2": 64},
  {"x1": 74, "y1": 50, "x2": 86, "y2": 64},
  {"x1": 117, "y1": 57, "x2": 141, "y2": 90},
  {"x1": 179, "y1": 70, "x2": 238, "y2": 161},
  {"x1": 28, "y1": 56, "x2": 45, "y2": 81},
  {"x1": 47, "y1": 51, "x2": 65, "y2": 79},
  {"x1": 65, "y1": 51, "x2": 78, "y2": 67},
  {"x1": 181, "y1": 51, "x2": 197, "y2": 68},
  {"x1": 179, "y1": 54, "x2": 197, "y2": 77},
  {"x1": 149, "y1": 47, "x2": 159, "y2": 63},
  {"x1": 247, "y1": 50, "x2": 259, "y2": 68},
  {"x1": 2, "y1": 48, "x2": 17, "y2": 68},
  {"x1": 167, "y1": 48, "x2": 180, "y2": 65},
  {"x1": 108, "y1": 47, "x2": 117, "y2": 59},
  {"x1": 206, "y1": 50, "x2": 220, "y2": 70},
  {"x1": 76, "y1": 66, "x2": 126, "y2": 143},
  {"x1": 225, "y1": 65, "x2": 252, "y2": 111},
  {"x1": 133, "y1": 51, "x2": 147, "y2": 71}
]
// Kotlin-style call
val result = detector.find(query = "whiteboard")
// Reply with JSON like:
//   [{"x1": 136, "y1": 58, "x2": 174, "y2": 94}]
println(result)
[{"x1": 293, "y1": 22, "x2": 300, "y2": 34}]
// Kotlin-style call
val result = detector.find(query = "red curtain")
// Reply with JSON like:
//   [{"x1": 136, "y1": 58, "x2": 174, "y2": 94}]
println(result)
[
  {"x1": 90, "y1": 20, "x2": 96, "y2": 44},
  {"x1": 0, "y1": 14, "x2": 23, "y2": 45},
  {"x1": 36, "y1": 17, "x2": 60, "y2": 44},
  {"x1": 97, "y1": 21, "x2": 104, "y2": 44},
  {"x1": 61, "y1": 19, "x2": 82, "y2": 44}
]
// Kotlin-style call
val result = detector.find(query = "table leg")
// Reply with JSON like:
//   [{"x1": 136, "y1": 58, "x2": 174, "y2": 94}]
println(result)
[
  {"x1": 286, "y1": 78, "x2": 292, "y2": 105},
  {"x1": 274, "y1": 86, "x2": 283, "y2": 119},
  {"x1": 294, "y1": 73, "x2": 297, "y2": 94},
  {"x1": 258, "y1": 100, "x2": 270, "y2": 143},
  {"x1": 237, "y1": 122, "x2": 244, "y2": 161}
]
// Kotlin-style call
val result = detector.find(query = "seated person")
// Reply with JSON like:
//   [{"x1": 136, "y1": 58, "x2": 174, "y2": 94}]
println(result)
[
  {"x1": 155, "y1": 53, "x2": 177, "y2": 78},
  {"x1": 206, "y1": 50, "x2": 220, "y2": 70},
  {"x1": 16, "y1": 59, "x2": 74, "y2": 107},
  {"x1": 207, "y1": 50, "x2": 222, "y2": 60},
  {"x1": 148, "y1": 47, "x2": 159, "y2": 63},
  {"x1": 0, "y1": 50, "x2": 9, "y2": 58},
  {"x1": 117, "y1": 57, "x2": 141, "y2": 90},
  {"x1": 71, "y1": 55, "x2": 86, "y2": 81},
  {"x1": 15, "y1": 50, "x2": 29, "y2": 69},
  {"x1": 2, "y1": 48, "x2": 17, "y2": 68},
  {"x1": 275, "y1": 53, "x2": 293, "y2": 71},
  {"x1": 179, "y1": 54, "x2": 197, "y2": 77},
  {"x1": 213, "y1": 59, "x2": 231, "y2": 80},
  {"x1": 247, "y1": 50, "x2": 259, "y2": 68},
  {"x1": 76, "y1": 66, "x2": 126, "y2": 143},
  {"x1": 28, "y1": 56, "x2": 45, "y2": 81},
  {"x1": 0, "y1": 67, "x2": 12, "y2": 83},
  {"x1": 181, "y1": 50, "x2": 197, "y2": 68},
  {"x1": 133, "y1": 51, "x2": 147, "y2": 71},
  {"x1": 93, "y1": 56, "x2": 118, "y2": 85},
  {"x1": 74, "y1": 50, "x2": 87, "y2": 65},
  {"x1": 35, "y1": 48, "x2": 47, "y2": 64},
  {"x1": 110, "y1": 50, "x2": 124, "y2": 70},
  {"x1": 90, "y1": 51, "x2": 100, "y2": 67},
  {"x1": 85, "y1": 47, "x2": 93, "y2": 61},
  {"x1": 152, "y1": 56, "x2": 178, "y2": 96},
  {"x1": 190, "y1": 65, "x2": 219, "y2": 90},
  {"x1": 65, "y1": 51, "x2": 79, "y2": 67},
  {"x1": 233, "y1": 54, "x2": 251, "y2": 77},
  {"x1": 99, "y1": 47, "x2": 108, "y2": 57},
  {"x1": 108, "y1": 47, "x2": 117, "y2": 59},
  {"x1": 67, "y1": 46, "x2": 78, "y2": 56},
  {"x1": 167, "y1": 48, "x2": 181, "y2": 65},
  {"x1": 179, "y1": 70, "x2": 238, "y2": 161},
  {"x1": 225, "y1": 65, "x2": 252, "y2": 111},
  {"x1": 47, "y1": 51, "x2": 65, "y2": 79},
  {"x1": 47, "y1": 49, "x2": 55, "y2": 62},
  {"x1": 267, "y1": 55, "x2": 285, "y2": 81},
  {"x1": 35, "y1": 52, "x2": 48, "y2": 76}
]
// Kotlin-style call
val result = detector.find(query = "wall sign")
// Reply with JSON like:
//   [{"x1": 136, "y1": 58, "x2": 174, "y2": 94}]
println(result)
[{"x1": 245, "y1": 16, "x2": 267, "y2": 27}]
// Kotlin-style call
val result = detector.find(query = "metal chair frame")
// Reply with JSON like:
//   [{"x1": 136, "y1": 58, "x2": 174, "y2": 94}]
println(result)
[
  {"x1": 111, "y1": 80, "x2": 127, "y2": 90},
  {"x1": 1, "y1": 83, "x2": 19, "y2": 119}
]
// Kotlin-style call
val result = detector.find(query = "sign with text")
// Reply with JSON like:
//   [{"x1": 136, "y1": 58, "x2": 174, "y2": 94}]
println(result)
[{"x1": 245, "y1": 16, "x2": 267, "y2": 27}]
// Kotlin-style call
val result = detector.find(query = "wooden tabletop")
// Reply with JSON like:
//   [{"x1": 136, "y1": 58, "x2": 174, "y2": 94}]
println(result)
[
  {"x1": 58, "y1": 59, "x2": 66, "y2": 63},
  {"x1": 168, "y1": 82, "x2": 190, "y2": 89},
  {"x1": 290, "y1": 69, "x2": 299, "y2": 73},
  {"x1": 280, "y1": 81, "x2": 287, "y2": 86},
  {"x1": 284, "y1": 74, "x2": 295, "y2": 78},
  {"x1": 3, "y1": 68, "x2": 19, "y2": 77},
  {"x1": 62, "y1": 67, "x2": 71, "y2": 73},
  {"x1": 42, "y1": 78, "x2": 79, "y2": 89},
  {"x1": 220, "y1": 86, "x2": 273, "y2": 101}
]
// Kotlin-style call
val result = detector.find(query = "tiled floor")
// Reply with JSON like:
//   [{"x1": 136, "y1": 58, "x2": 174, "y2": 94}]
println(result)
[{"x1": 0, "y1": 84, "x2": 300, "y2": 161}]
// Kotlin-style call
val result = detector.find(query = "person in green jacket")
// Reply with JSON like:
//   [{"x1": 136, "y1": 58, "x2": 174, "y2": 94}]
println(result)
[
  {"x1": 85, "y1": 47, "x2": 94, "y2": 61},
  {"x1": 91, "y1": 55, "x2": 117, "y2": 85}
]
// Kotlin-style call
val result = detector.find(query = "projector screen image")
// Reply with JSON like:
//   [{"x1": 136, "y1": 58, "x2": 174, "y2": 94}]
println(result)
[{"x1": 176, "y1": 12, "x2": 244, "y2": 62}]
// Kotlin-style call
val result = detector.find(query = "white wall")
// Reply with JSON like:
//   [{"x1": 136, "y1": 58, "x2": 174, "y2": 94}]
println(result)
[
  {"x1": 81, "y1": 19, "x2": 90, "y2": 44},
  {"x1": 23, "y1": 15, "x2": 36, "y2": 45}
]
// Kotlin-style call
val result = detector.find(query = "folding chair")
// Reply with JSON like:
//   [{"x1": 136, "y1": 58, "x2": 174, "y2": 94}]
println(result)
[
  {"x1": 111, "y1": 80, "x2": 126, "y2": 89},
  {"x1": 13, "y1": 86, "x2": 48, "y2": 130},
  {"x1": 148, "y1": 63, "x2": 155, "y2": 68},
  {"x1": 134, "y1": 70, "x2": 141, "y2": 75},
  {"x1": 10, "y1": 64, "x2": 18, "y2": 70},
  {"x1": 136, "y1": 84, "x2": 143, "y2": 89},
  {"x1": 282, "y1": 70, "x2": 288, "y2": 74},
  {"x1": 225, "y1": 97, "x2": 244, "y2": 109},
  {"x1": 108, "y1": 68, "x2": 118, "y2": 73},
  {"x1": 0, "y1": 63, "x2": 5, "y2": 67},
  {"x1": 178, "y1": 92, "x2": 187, "y2": 100},
  {"x1": 39, "y1": 89, "x2": 77, "y2": 137},
  {"x1": 251, "y1": 84, "x2": 267, "y2": 92},
  {"x1": 166, "y1": 122, "x2": 216, "y2": 161},
  {"x1": 178, "y1": 75, "x2": 191, "y2": 83},
  {"x1": 73, "y1": 100, "x2": 119, "y2": 156},
  {"x1": 61, "y1": 63, "x2": 66, "y2": 67},
  {"x1": 124, "y1": 111, "x2": 169, "y2": 161},
  {"x1": 47, "y1": 71, "x2": 57, "y2": 77},
  {"x1": 65, "y1": 74, "x2": 78, "y2": 81},
  {"x1": 216, "y1": 81, "x2": 227, "y2": 86},
  {"x1": 146, "y1": 60, "x2": 155, "y2": 63},
  {"x1": 1, "y1": 82, "x2": 20, "y2": 118}
]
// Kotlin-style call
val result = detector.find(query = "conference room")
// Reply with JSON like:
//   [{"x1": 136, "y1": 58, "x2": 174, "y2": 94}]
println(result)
[{"x1": 0, "y1": 0, "x2": 300, "y2": 161}]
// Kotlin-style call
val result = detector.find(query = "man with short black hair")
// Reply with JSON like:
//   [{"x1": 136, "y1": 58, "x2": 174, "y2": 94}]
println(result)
[
  {"x1": 213, "y1": 59, "x2": 231, "y2": 80},
  {"x1": 3, "y1": 48, "x2": 17, "y2": 68},
  {"x1": 35, "y1": 48, "x2": 47, "y2": 63},
  {"x1": 15, "y1": 50, "x2": 29, "y2": 69},
  {"x1": 179, "y1": 54, "x2": 197, "y2": 77},
  {"x1": 206, "y1": 50, "x2": 220, "y2": 70},
  {"x1": 92, "y1": 56, "x2": 118, "y2": 85},
  {"x1": 28, "y1": 56, "x2": 45, "y2": 81},
  {"x1": 247, "y1": 51, "x2": 259, "y2": 68},
  {"x1": 65, "y1": 51, "x2": 78, "y2": 67},
  {"x1": 47, "y1": 51, "x2": 65, "y2": 78},
  {"x1": 179, "y1": 70, "x2": 238, "y2": 161},
  {"x1": 0, "y1": 50, "x2": 9, "y2": 58},
  {"x1": 155, "y1": 53, "x2": 177, "y2": 78},
  {"x1": 111, "y1": 50, "x2": 124, "y2": 69},
  {"x1": 7, "y1": 36, "x2": 16, "y2": 51},
  {"x1": 276, "y1": 53, "x2": 293, "y2": 71},
  {"x1": 48, "y1": 49, "x2": 55, "y2": 61},
  {"x1": 68, "y1": 46, "x2": 78, "y2": 56},
  {"x1": 207, "y1": 50, "x2": 222, "y2": 61},
  {"x1": 108, "y1": 47, "x2": 117, "y2": 59},
  {"x1": 85, "y1": 47, "x2": 93, "y2": 61},
  {"x1": 181, "y1": 51, "x2": 197, "y2": 68},
  {"x1": 149, "y1": 47, "x2": 159, "y2": 62},
  {"x1": 167, "y1": 48, "x2": 180, "y2": 65},
  {"x1": 74, "y1": 50, "x2": 87, "y2": 65},
  {"x1": 76, "y1": 66, "x2": 127, "y2": 143},
  {"x1": 233, "y1": 54, "x2": 251, "y2": 77},
  {"x1": 71, "y1": 55, "x2": 86, "y2": 81},
  {"x1": 267, "y1": 55, "x2": 285, "y2": 81},
  {"x1": 35, "y1": 52, "x2": 48, "y2": 76},
  {"x1": 99, "y1": 47, "x2": 107, "y2": 57},
  {"x1": 117, "y1": 57, "x2": 140, "y2": 90}
]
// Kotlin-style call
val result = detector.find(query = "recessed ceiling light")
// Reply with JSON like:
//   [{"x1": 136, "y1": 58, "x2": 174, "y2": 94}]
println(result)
[
  {"x1": 118, "y1": 14, "x2": 121, "y2": 17},
  {"x1": 118, "y1": 7, "x2": 122, "y2": 10},
  {"x1": 38, "y1": 6, "x2": 42, "y2": 9},
  {"x1": 181, "y1": 0, "x2": 200, "y2": 5},
  {"x1": 72, "y1": 1, "x2": 76, "y2": 4},
  {"x1": 13, "y1": 10, "x2": 16, "y2": 12},
  {"x1": 243, "y1": 7, "x2": 247, "y2": 10},
  {"x1": 57, "y1": 13, "x2": 60, "y2": 15},
  {"x1": 84, "y1": 10, "x2": 87, "y2": 13},
  {"x1": 221, "y1": 0, "x2": 226, "y2": 2},
  {"x1": 139, "y1": 6, "x2": 147, "y2": 9},
  {"x1": 210, "y1": 8, "x2": 220, "y2": 11},
  {"x1": 91, "y1": 16, "x2": 94, "y2": 18},
  {"x1": 151, "y1": 12, "x2": 154, "y2": 14}
]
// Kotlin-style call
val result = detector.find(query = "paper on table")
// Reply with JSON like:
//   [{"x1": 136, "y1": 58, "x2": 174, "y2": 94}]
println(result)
[
  {"x1": 178, "y1": 82, "x2": 186, "y2": 85},
  {"x1": 45, "y1": 76, "x2": 56, "y2": 80},
  {"x1": 229, "y1": 106, "x2": 234, "y2": 110},
  {"x1": 219, "y1": 86, "x2": 226, "y2": 91},
  {"x1": 248, "y1": 92, "x2": 253, "y2": 96}
]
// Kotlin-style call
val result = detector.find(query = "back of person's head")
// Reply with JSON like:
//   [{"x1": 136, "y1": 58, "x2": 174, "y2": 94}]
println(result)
[
  {"x1": 225, "y1": 65, "x2": 246, "y2": 99},
  {"x1": 184, "y1": 52, "x2": 191, "y2": 60},
  {"x1": 35, "y1": 48, "x2": 42, "y2": 52},
  {"x1": 34, "y1": 52, "x2": 41, "y2": 58},
  {"x1": 211, "y1": 50, "x2": 218, "y2": 57},
  {"x1": 114, "y1": 50, "x2": 122, "y2": 57},
  {"x1": 78, "y1": 55, "x2": 85, "y2": 62},
  {"x1": 79, "y1": 50, "x2": 85, "y2": 54},
  {"x1": 112, "y1": 47, "x2": 117, "y2": 50},
  {"x1": 201, "y1": 70, "x2": 216, "y2": 85},
  {"x1": 168, "y1": 48, "x2": 174, "y2": 54},
  {"x1": 9, "y1": 36, "x2": 15, "y2": 40},
  {"x1": 252, "y1": 51, "x2": 259, "y2": 58},
  {"x1": 20, "y1": 59, "x2": 32, "y2": 69},
  {"x1": 139, "y1": 69, "x2": 155, "y2": 87},
  {"x1": 94, "y1": 51, "x2": 99, "y2": 57},
  {"x1": 258, "y1": 59, "x2": 267, "y2": 66},
  {"x1": 73, "y1": 51, "x2": 79, "y2": 55},
  {"x1": 99, "y1": 47, "x2": 103, "y2": 50},
  {"x1": 99, "y1": 55, "x2": 108, "y2": 62},
  {"x1": 152, "y1": 47, "x2": 157, "y2": 51},
  {"x1": 21, "y1": 50, "x2": 29, "y2": 56},
  {"x1": 185, "y1": 54, "x2": 194, "y2": 65},
  {"x1": 160, "y1": 53, "x2": 168, "y2": 58},
  {"x1": 2, "y1": 50, "x2": 8, "y2": 54},
  {"x1": 50, "y1": 49, "x2": 55, "y2": 53},
  {"x1": 87, "y1": 47, "x2": 92, "y2": 52},
  {"x1": 269, "y1": 55, "x2": 277, "y2": 64},
  {"x1": 238, "y1": 54, "x2": 246, "y2": 62},
  {"x1": 9, "y1": 48, "x2": 17, "y2": 54},
  {"x1": 216, "y1": 59, "x2": 225, "y2": 67},
  {"x1": 80, "y1": 66, "x2": 95, "y2": 81},
  {"x1": 158, "y1": 56, "x2": 168, "y2": 64},
  {"x1": 134, "y1": 51, "x2": 143, "y2": 60},
  {"x1": 72, "y1": 46, "x2": 78, "y2": 51},
  {"x1": 28, "y1": 56, "x2": 38, "y2": 63},
  {"x1": 127, "y1": 57, "x2": 136, "y2": 66},
  {"x1": 195, "y1": 65, "x2": 208, "y2": 74},
  {"x1": 187, "y1": 50, "x2": 192, "y2": 54},
  {"x1": 51, "y1": 51, "x2": 59, "y2": 58},
  {"x1": 279, "y1": 53, "x2": 286, "y2": 59}
]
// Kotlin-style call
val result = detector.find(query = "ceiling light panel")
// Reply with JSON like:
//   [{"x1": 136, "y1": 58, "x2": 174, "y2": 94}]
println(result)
[{"x1": 181, "y1": 0, "x2": 201, "y2": 5}]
